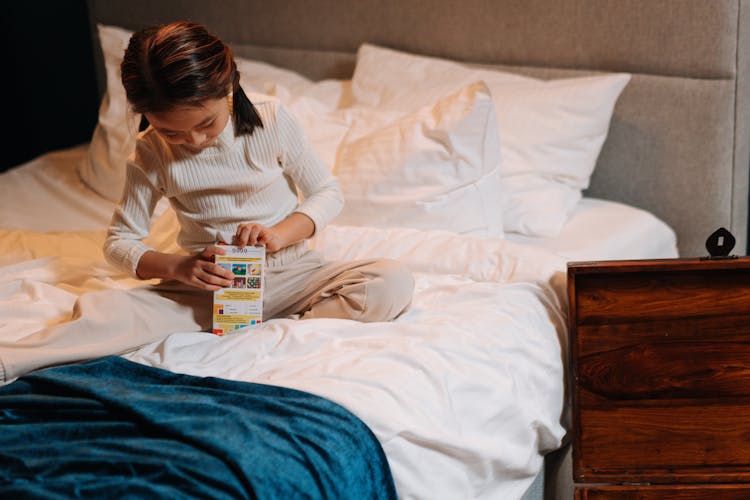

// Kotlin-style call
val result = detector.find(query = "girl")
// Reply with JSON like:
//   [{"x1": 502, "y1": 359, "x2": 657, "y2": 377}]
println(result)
[{"x1": 0, "y1": 21, "x2": 413, "y2": 384}]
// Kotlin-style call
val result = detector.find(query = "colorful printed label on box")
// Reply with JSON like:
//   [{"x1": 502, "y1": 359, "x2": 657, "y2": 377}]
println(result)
[{"x1": 212, "y1": 245, "x2": 265, "y2": 335}]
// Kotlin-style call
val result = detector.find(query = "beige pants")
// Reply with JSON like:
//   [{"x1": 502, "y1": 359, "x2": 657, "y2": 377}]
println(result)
[{"x1": 0, "y1": 243, "x2": 414, "y2": 383}]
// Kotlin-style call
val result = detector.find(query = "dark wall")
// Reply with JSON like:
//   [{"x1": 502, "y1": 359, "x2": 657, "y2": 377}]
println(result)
[{"x1": 1, "y1": 0, "x2": 99, "y2": 172}]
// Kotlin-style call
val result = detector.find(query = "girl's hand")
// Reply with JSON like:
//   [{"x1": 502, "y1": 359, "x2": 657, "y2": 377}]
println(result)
[
  {"x1": 234, "y1": 223, "x2": 284, "y2": 252},
  {"x1": 171, "y1": 245, "x2": 234, "y2": 291}
]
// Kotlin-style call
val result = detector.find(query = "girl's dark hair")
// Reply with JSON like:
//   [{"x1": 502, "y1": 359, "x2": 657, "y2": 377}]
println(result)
[{"x1": 121, "y1": 21, "x2": 262, "y2": 136}]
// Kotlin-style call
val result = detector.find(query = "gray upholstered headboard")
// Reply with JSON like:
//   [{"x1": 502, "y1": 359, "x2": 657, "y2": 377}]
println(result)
[{"x1": 86, "y1": 0, "x2": 750, "y2": 258}]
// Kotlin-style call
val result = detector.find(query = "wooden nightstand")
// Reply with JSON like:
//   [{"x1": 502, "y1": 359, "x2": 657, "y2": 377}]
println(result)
[{"x1": 568, "y1": 257, "x2": 750, "y2": 498}]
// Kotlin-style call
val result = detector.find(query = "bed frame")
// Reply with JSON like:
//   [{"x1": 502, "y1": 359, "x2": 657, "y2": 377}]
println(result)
[{"x1": 84, "y1": 1, "x2": 750, "y2": 497}]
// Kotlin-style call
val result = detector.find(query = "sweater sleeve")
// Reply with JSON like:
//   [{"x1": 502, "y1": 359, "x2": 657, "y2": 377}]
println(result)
[
  {"x1": 102, "y1": 144, "x2": 163, "y2": 278},
  {"x1": 275, "y1": 104, "x2": 344, "y2": 234}
]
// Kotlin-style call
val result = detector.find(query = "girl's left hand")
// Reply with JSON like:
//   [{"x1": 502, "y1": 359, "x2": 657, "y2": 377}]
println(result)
[{"x1": 234, "y1": 223, "x2": 284, "y2": 252}]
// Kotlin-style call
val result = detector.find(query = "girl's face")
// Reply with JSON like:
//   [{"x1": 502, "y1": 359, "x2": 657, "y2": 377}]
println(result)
[{"x1": 145, "y1": 97, "x2": 231, "y2": 151}]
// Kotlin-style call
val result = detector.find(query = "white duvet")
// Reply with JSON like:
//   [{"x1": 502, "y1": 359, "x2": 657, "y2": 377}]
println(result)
[{"x1": 0, "y1": 216, "x2": 568, "y2": 500}]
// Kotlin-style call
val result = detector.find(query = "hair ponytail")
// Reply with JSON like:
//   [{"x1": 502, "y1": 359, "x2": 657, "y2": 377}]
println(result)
[
  {"x1": 231, "y1": 69, "x2": 263, "y2": 136},
  {"x1": 138, "y1": 115, "x2": 150, "y2": 133}
]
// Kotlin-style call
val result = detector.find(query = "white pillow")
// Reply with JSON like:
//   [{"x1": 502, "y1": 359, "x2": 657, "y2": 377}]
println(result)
[
  {"x1": 78, "y1": 24, "x2": 137, "y2": 202},
  {"x1": 79, "y1": 24, "x2": 350, "y2": 203},
  {"x1": 234, "y1": 57, "x2": 314, "y2": 99},
  {"x1": 283, "y1": 85, "x2": 353, "y2": 173},
  {"x1": 235, "y1": 57, "x2": 353, "y2": 171},
  {"x1": 351, "y1": 43, "x2": 630, "y2": 237},
  {"x1": 332, "y1": 81, "x2": 504, "y2": 237}
]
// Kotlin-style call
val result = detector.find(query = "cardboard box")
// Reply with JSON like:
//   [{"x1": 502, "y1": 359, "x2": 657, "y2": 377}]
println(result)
[{"x1": 212, "y1": 245, "x2": 265, "y2": 335}]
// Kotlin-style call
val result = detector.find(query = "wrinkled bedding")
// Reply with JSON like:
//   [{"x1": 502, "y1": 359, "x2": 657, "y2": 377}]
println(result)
[{"x1": 0, "y1": 214, "x2": 568, "y2": 499}]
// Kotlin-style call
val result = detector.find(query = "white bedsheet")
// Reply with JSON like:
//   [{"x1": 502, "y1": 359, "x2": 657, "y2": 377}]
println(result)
[
  {"x1": 0, "y1": 221, "x2": 568, "y2": 500},
  {"x1": 507, "y1": 198, "x2": 679, "y2": 261},
  {"x1": 0, "y1": 145, "x2": 168, "y2": 232},
  {"x1": 0, "y1": 145, "x2": 115, "y2": 231}
]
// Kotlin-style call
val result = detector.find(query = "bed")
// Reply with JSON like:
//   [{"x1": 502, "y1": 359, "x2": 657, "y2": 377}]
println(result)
[{"x1": 2, "y1": 1, "x2": 748, "y2": 499}]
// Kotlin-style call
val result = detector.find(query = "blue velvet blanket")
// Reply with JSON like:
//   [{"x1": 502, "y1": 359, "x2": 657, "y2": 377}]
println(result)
[{"x1": 0, "y1": 356, "x2": 396, "y2": 499}]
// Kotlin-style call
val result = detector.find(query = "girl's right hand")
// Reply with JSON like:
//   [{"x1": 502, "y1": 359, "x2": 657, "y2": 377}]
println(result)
[{"x1": 171, "y1": 245, "x2": 234, "y2": 291}]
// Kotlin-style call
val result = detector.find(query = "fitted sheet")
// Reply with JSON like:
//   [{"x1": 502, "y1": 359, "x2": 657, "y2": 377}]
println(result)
[
  {"x1": 0, "y1": 145, "x2": 115, "y2": 231},
  {"x1": 506, "y1": 198, "x2": 679, "y2": 261},
  {"x1": 0, "y1": 145, "x2": 169, "y2": 232}
]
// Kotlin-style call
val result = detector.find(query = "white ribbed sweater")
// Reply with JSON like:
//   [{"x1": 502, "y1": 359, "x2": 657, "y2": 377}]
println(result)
[{"x1": 103, "y1": 95, "x2": 343, "y2": 277}]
